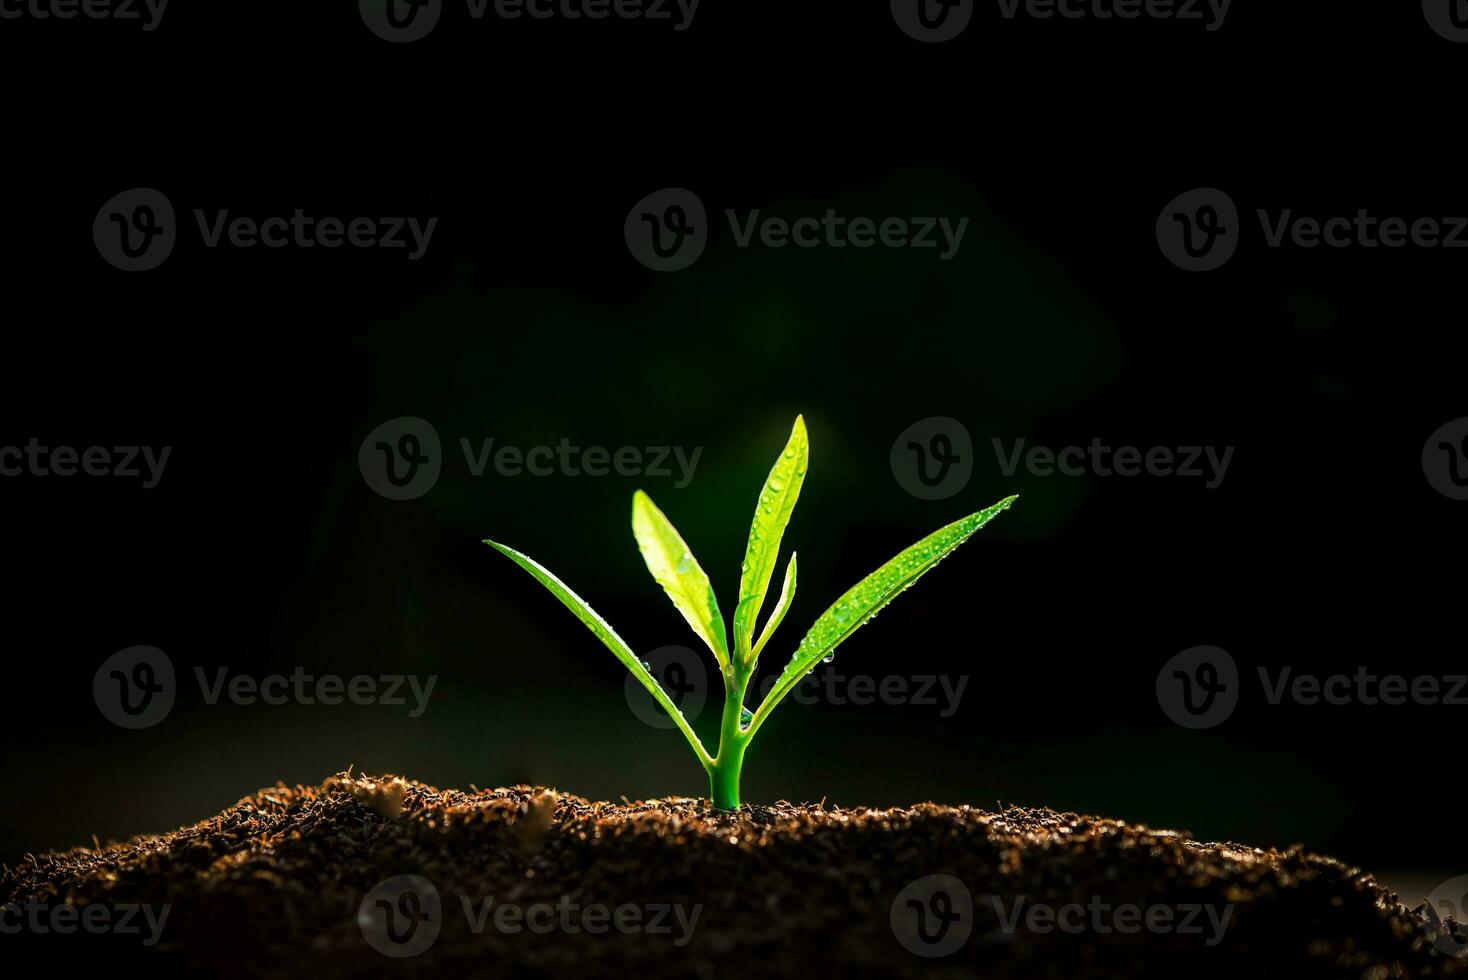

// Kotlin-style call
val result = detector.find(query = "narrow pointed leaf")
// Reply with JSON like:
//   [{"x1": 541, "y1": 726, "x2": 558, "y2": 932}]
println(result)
[
  {"x1": 630, "y1": 491, "x2": 729, "y2": 668},
  {"x1": 751, "y1": 551, "x2": 797, "y2": 662},
  {"x1": 485, "y1": 538, "x2": 712, "y2": 766},
  {"x1": 746, "y1": 496, "x2": 1016, "y2": 738},
  {"x1": 733, "y1": 415, "x2": 809, "y2": 661}
]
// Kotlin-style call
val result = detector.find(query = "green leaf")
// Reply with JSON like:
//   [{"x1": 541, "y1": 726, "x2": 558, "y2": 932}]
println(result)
[
  {"x1": 751, "y1": 551, "x2": 797, "y2": 661},
  {"x1": 733, "y1": 416, "x2": 809, "y2": 662},
  {"x1": 630, "y1": 491, "x2": 729, "y2": 668},
  {"x1": 746, "y1": 495, "x2": 1017, "y2": 738},
  {"x1": 485, "y1": 538, "x2": 713, "y2": 766}
]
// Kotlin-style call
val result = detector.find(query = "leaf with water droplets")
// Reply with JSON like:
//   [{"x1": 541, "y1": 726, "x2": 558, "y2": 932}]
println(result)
[
  {"x1": 751, "y1": 551, "x2": 797, "y2": 661},
  {"x1": 734, "y1": 416, "x2": 808, "y2": 664},
  {"x1": 747, "y1": 495, "x2": 1017, "y2": 736},
  {"x1": 484, "y1": 537, "x2": 712, "y2": 765},
  {"x1": 631, "y1": 490, "x2": 730, "y2": 668}
]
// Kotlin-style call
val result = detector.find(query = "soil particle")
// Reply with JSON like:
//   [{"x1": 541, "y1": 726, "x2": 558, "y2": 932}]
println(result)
[{"x1": 3, "y1": 771, "x2": 1464, "y2": 978}]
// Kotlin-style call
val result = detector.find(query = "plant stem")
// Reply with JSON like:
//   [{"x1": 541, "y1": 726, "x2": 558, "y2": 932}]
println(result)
[{"x1": 707, "y1": 665, "x2": 751, "y2": 810}]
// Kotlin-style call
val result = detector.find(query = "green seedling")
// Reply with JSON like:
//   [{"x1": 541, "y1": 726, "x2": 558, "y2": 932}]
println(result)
[{"x1": 485, "y1": 417, "x2": 1015, "y2": 810}]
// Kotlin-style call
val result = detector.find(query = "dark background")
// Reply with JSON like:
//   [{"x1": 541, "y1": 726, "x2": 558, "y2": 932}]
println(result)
[{"x1": 1, "y1": 1, "x2": 1463, "y2": 899}]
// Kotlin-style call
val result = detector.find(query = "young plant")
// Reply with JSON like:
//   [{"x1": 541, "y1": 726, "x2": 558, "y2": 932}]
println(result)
[{"x1": 485, "y1": 417, "x2": 1015, "y2": 810}]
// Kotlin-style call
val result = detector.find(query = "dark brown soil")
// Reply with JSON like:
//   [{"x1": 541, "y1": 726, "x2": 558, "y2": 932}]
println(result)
[{"x1": 4, "y1": 771, "x2": 1464, "y2": 978}]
